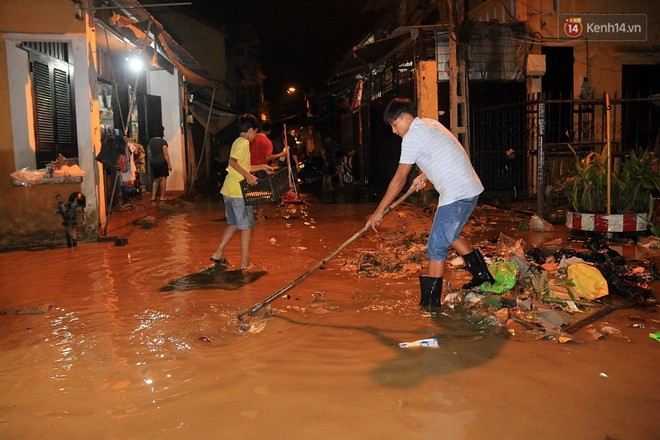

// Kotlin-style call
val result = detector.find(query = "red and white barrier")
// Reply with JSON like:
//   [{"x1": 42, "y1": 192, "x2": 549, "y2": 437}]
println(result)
[{"x1": 566, "y1": 212, "x2": 649, "y2": 232}]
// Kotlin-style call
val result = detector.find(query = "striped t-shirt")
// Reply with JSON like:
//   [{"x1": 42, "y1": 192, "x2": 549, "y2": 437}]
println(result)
[{"x1": 400, "y1": 117, "x2": 483, "y2": 206}]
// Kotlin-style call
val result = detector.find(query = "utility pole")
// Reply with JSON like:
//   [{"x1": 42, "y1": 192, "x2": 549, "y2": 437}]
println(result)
[{"x1": 446, "y1": 0, "x2": 470, "y2": 153}]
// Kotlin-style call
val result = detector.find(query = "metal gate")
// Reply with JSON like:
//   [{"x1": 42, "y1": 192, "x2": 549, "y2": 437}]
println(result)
[
  {"x1": 470, "y1": 99, "x2": 529, "y2": 199},
  {"x1": 470, "y1": 93, "x2": 659, "y2": 215}
]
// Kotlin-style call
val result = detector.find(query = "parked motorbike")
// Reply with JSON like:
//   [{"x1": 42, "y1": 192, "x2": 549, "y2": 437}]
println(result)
[{"x1": 298, "y1": 157, "x2": 324, "y2": 184}]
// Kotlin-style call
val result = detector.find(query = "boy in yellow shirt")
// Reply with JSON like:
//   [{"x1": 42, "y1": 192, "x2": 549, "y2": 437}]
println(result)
[{"x1": 210, "y1": 114, "x2": 270, "y2": 270}]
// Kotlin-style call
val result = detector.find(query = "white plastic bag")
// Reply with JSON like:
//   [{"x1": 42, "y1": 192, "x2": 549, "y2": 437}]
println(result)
[{"x1": 10, "y1": 167, "x2": 46, "y2": 185}]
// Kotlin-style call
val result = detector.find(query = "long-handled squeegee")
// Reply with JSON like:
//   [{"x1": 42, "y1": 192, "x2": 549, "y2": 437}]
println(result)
[{"x1": 237, "y1": 186, "x2": 417, "y2": 330}]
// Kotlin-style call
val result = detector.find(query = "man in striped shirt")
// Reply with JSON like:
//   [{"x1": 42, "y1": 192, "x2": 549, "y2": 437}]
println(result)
[{"x1": 366, "y1": 98, "x2": 494, "y2": 309}]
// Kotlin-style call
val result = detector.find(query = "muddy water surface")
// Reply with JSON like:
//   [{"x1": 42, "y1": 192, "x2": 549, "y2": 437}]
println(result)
[{"x1": 0, "y1": 196, "x2": 658, "y2": 439}]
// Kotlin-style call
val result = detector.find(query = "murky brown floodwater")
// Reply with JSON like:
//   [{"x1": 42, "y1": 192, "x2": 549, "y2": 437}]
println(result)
[{"x1": 0, "y1": 194, "x2": 658, "y2": 439}]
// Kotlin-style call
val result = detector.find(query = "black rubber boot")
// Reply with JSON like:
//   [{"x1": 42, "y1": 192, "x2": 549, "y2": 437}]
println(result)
[
  {"x1": 461, "y1": 249, "x2": 495, "y2": 289},
  {"x1": 419, "y1": 275, "x2": 442, "y2": 308}
]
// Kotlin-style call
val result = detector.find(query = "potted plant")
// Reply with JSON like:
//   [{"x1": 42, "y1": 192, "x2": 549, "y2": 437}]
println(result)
[{"x1": 563, "y1": 147, "x2": 660, "y2": 233}]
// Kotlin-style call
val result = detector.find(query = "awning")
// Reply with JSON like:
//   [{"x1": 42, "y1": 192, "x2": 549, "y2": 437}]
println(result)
[
  {"x1": 96, "y1": 0, "x2": 218, "y2": 89},
  {"x1": 332, "y1": 33, "x2": 411, "y2": 79},
  {"x1": 109, "y1": 12, "x2": 218, "y2": 88},
  {"x1": 189, "y1": 100, "x2": 240, "y2": 134}
]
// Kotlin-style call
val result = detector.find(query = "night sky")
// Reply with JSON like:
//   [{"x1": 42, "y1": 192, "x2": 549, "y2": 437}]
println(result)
[{"x1": 168, "y1": 0, "x2": 377, "y2": 102}]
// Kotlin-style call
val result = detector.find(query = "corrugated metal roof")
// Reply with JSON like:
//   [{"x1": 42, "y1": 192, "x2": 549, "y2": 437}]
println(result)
[{"x1": 98, "y1": 0, "x2": 208, "y2": 79}]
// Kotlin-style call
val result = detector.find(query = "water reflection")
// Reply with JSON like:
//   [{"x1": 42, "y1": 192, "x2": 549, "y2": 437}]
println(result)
[
  {"x1": 160, "y1": 268, "x2": 267, "y2": 291},
  {"x1": 269, "y1": 311, "x2": 504, "y2": 389},
  {"x1": 164, "y1": 214, "x2": 193, "y2": 268}
]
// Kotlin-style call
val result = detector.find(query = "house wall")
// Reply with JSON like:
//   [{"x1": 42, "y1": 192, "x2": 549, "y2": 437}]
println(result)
[
  {"x1": 0, "y1": 0, "x2": 102, "y2": 249},
  {"x1": 469, "y1": 0, "x2": 660, "y2": 99},
  {"x1": 467, "y1": 0, "x2": 659, "y2": 199},
  {"x1": 147, "y1": 70, "x2": 185, "y2": 191}
]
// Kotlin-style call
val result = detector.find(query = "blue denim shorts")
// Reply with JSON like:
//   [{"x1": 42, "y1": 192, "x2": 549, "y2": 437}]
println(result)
[
  {"x1": 427, "y1": 196, "x2": 478, "y2": 261},
  {"x1": 223, "y1": 195, "x2": 255, "y2": 230}
]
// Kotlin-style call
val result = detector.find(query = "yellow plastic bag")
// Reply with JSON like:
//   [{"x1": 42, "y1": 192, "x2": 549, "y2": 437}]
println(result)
[{"x1": 566, "y1": 263, "x2": 608, "y2": 300}]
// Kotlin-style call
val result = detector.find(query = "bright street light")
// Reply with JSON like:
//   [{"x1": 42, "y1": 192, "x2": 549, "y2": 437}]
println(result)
[{"x1": 127, "y1": 56, "x2": 144, "y2": 72}]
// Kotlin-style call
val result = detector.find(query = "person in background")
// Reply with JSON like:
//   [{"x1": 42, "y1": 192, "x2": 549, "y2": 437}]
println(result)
[
  {"x1": 272, "y1": 126, "x2": 301, "y2": 194},
  {"x1": 210, "y1": 114, "x2": 270, "y2": 270},
  {"x1": 321, "y1": 136, "x2": 337, "y2": 191},
  {"x1": 250, "y1": 120, "x2": 287, "y2": 219},
  {"x1": 334, "y1": 147, "x2": 347, "y2": 188},
  {"x1": 366, "y1": 97, "x2": 494, "y2": 309},
  {"x1": 148, "y1": 126, "x2": 172, "y2": 201},
  {"x1": 271, "y1": 128, "x2": 298, "y2": 169}
]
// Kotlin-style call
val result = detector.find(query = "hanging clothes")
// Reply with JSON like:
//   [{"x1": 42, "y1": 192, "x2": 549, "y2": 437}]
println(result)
[
  {"x1": 96, "y1": 133, "x2": 124, "y2": 170},
  {"x1": 121, "y1": 141, "x2": 136, "y2": 184},
  {"x1": 132, "y1": 142, "x2": 146, "y2": 174}
]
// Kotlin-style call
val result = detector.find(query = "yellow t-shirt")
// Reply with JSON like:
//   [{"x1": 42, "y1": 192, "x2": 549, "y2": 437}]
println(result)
[{"x1": 220, "y1": 136, "x2": 251, "y2": 198}]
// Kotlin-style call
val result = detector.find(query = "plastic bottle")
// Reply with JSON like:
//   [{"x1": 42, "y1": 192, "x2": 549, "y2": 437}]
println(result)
[{"x1": 399, "y1": 338, "x2": 439, "y2": 348}]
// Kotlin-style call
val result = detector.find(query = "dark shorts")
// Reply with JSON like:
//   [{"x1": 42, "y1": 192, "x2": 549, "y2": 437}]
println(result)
[{"x1": 151, "y1": 162, "x2": 169, "y2": 178}]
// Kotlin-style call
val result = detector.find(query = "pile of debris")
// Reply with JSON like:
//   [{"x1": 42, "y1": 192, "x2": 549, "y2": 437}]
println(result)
[
  {"x1": 442, "y1": 234, "x2": 657, "y2": 341},
  {"x1": 340, "y1": 229, "x2": 428, "y2": 279},
  {"x1": 343, "y1": 219, "x2": 658, "y2": 341}
]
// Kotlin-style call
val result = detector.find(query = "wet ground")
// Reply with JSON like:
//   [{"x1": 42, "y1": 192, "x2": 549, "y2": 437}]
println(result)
[{"x1": 0, "y1": 188, "x2": 658, "y2": 439}]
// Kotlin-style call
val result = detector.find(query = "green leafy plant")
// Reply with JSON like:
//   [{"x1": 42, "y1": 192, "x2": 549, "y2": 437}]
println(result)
[
  {"x1": 613, "y1": 150, "x2": 660, "y2": 213},
  {"x1": 564, "y1": 148, "x2": 608, "y2": 213},
  {"x1": 563, "y1": 146, "x2": 659, "y2": 215}
]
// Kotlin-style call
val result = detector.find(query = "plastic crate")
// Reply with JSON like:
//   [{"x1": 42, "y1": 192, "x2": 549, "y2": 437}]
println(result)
[{"x1": 241, "y1": 167, "x2": 291, "y2": 205}]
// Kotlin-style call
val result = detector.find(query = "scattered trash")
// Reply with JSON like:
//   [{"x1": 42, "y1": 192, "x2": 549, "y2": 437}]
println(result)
[
  {"x1": 557, "y1": 334, "x2": 576, "y2": 344},
  {"x1": 567, "y1": 263, "x2": 609, "y2": 299},
  {"x1": 510, "y1": 255, "x2": 533, "y2": 279},
  {"x1": 399, "y1": 338, "x2": 439, "y2": 348},
  {"x1": 649, "y1": 331, "x2": 660, "y2": 342},
  {"x1": 584, "y1": 326, "x2": 605, "y2": 340},
  {"x1": 133, "y1": 215, "x2": 157, "y2": 229},
  {"x1": 480, "y1": 261, "x2": 518, "y2": 294},
  {"x1": 494, "y1": 308, "x2": 510, "y2": 325},
  {"x1": 10, "y1": 167, "x2": 46, "y2": 185},
  {"x1": 496, "y1": 233, "x2": 525, "y2": 260},
  {"x1": 565, "y1": 301, "x2": 581, "y2": 313},
  {"x1": 599, "y1": 372, "x2": 608, "y2": 379},
  {"x1": 480, "y1": 315, "x2": 503, "y2": 328},
  {"x1": 537, "y1": 309, "x2": 571, "y2": 331},
  {"x1": 638, "y1": 236, "x2": 660, "y2": 249},
  {"x1": 443, "y1": 290, "x2": 464, "y2": 305},
  {"x1": 311, "y1": 292, "x2": 326, "y2": 302},
  {"x1": 11, "y1": 155, "x2": 84, "y2": 186},
  {"x1": 335, "y1": 203, "x2": 656, "y2": 343},
  {"x1": 599, "y1": 322, "x2": 623, "y2": 336},
  {"x1": 449, "y1": 256, "x2": 465, "y2": 267},
  {"x1": 463, "y1": 291, "x2": 486, "y2": 306},
  {"x1": 529, "y1": 214, "x2": 554, "y2": 232}
]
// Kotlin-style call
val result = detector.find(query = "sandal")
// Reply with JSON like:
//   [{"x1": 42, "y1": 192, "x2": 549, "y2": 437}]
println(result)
[{"x1": 210, "y1": 257, "x2": 229, "y2": 265}]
